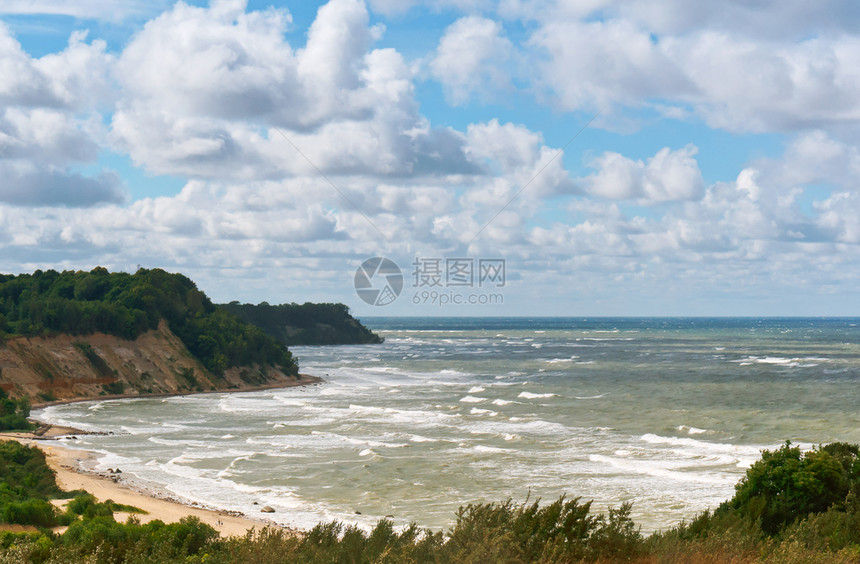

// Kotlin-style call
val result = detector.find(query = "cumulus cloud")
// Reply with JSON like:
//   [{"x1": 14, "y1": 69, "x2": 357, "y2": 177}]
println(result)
[
  {"x1": 0, "y1": 168, "x2": 124, "y2": 207},
  {"x1": 0, "y1": 26, "x2": 123, "y2": 207},
  {"x1": 111, "y1": 0, "x2": 479, "y2": 181},
  {"x1": 431, "y1": 16, "x2": 514, "y2": 105},
  {"x1": 582, "y1": 145, "x2": 704, "y2": 203},
  {"x1": 507, "y1": 1, "x2": 860, "y2": 133}
]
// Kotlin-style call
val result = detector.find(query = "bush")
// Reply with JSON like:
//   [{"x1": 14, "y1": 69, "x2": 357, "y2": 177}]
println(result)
[
  {"x1": 0, "y1": 498, "x2": 57, "y2": 528},
  {"x1": 0, "y1": 390, "x2": 32, "y2": 432},
  {"x1": 723, "y1": 442, "x2": 858, "y2": 535}
]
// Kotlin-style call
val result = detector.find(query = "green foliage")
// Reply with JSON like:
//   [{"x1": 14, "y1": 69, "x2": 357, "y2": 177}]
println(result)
[
  {"x1": 0, "y1": 440, "x2": 62, "y2": 528},
  {"x1": 0, "y1": 441, "x2": 61, "y2": 501},
  {"x1": 442, "y1": 495, "x2": 640, "y2": 562},
  {"x1": 66, "y1": 494, "x2": 113, "y2": 519},
  {"x1": 722, "y1": 441, "x2": 859, "y2": 535},
  {"x1": 0, "y1": 498, "x2": 56, "y2": 528},
  {"x1": 0, "y1": 268, "x2": 298, "y2": 377},
  {"x1": 0, "y1": 388, "x2": 31, "y2": 432},
  {"x1": 221, "y1": 301, "x2": 382, "y2": 346}
]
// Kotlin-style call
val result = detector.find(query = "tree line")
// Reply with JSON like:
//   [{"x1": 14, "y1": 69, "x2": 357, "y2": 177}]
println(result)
[
  {"x1": 220, "y1": 301, "x2": 382, "y2": 346},
  {"x1": 0, "y1": 268, "x2": 297, "y2": 377}
]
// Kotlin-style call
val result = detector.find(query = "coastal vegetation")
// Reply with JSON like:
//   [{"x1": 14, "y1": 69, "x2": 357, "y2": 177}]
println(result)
[
  {"x1": 0, "y1": 268, "x2": 297, "y2": 377},
  {"x1": 220, "y1": 301, "x2": 382, "y2": 346},
  {"x1": 0, "y1": 389, "x2": 31, "y2": 431},
  {"x1": 3, "y1": 439, "x2": 860, "y2": 562}
]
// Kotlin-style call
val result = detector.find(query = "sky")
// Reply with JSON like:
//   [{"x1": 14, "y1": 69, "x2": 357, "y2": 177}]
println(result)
[{"x1": 1, "y1": 0, "x2": 860, "y2": 316}]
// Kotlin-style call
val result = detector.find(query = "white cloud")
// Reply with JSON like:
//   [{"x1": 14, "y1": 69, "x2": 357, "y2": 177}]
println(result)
[
  {"x1": 530, "y1": 18, "x2": 692, "y2": 113},
  {"x1": 0, "y1": 26, "x2": 122, "y2": 207},
  {"x1": 111, "y1": 0, "x2": 478, "y2": 181},
  {"x1": 500, "y1": 2, "x2": 860, "y2": 133},
  {"x1": 431, "y1": 16, "x2": 514, "y2": 105},
  {"x1": 582, "y1": 145, "x2": 704, "y2": 203}
]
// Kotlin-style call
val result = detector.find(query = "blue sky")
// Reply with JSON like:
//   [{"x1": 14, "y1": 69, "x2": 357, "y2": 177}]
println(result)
[{"x1": 1, "y1": 0, "x2": 859, "y2": 316}]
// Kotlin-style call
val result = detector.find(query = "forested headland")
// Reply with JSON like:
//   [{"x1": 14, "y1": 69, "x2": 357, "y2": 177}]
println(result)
[
  {"x1": 0, "y1": 268, "x2": 296, "y2": 376},
  {"x1": 0, "y1": 268, "x2": 385, "y2": 410},
  {"x1": 220, "y1": 301, "x2": 382, "y2": 346}
]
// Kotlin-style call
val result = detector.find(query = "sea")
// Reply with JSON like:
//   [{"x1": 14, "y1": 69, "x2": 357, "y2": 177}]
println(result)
[{"x1": 33, "y1": 317, "x2": 860, "y2": 533}]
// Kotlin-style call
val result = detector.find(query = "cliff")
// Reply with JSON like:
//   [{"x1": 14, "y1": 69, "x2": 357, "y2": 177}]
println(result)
[{"x1": 0, "y1": 320, "x2": 313, "y2": 404}]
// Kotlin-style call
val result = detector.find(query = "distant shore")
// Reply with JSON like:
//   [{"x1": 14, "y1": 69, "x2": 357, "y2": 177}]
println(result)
[{"x1": 2, "y1": 377, "x2": 324, "y2": 537}]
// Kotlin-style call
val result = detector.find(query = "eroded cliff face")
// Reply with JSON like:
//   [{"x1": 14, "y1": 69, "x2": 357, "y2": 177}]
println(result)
[{"x1": 0, "y1": 320, "x2": 302, "y2": 403}]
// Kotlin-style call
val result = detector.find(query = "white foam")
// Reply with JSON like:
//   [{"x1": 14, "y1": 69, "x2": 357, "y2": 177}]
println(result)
[
  {"x1": 589, "y1": 454, "x2": 734, "y2": 485},
  {"x1": 544, "y1": 357, "x2": 579, "y2": 364},
  {"x1": 468, "y1": 386, "x2": 486, "y2": 393},
  {"x1": 473, "y1": 445, "x2": 510, "y2": 454},
  {"x1": 459, "y1": 395, "x2": 487, "y2": 403},
  {"x1": 575, "y1": 393, "x2": 605, "y2": 400},
  {"x1": 518, "y1": 391, "x2": 558, "y2": 399},
  {"x1": 491, "y1": 399, "x2": 514, "y2": 406},
  {"x1": 731, "y1": 355, "x2": 830, "y2": 368},
  {"x1": 640, "y1": 434, "x2": 767, "y2": 457},
  {"x1": 470, "y1": 408, "x2": 498, "y2": 416}
]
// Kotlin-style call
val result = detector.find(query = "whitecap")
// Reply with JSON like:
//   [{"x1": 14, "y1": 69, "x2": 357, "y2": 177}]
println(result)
[
  {"x1": 459, "y1": 395, "x2": 487, "y2": 404},
  {"x1": 518, "y1": 391, "x2": 558, "y2": 399}
]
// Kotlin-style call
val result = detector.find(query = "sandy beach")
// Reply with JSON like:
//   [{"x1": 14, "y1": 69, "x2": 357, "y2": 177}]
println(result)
[
  {"x1": 1, "y1": 427, "x2": 284, "y2": 538},
  {"x1": 3, "y1": 380, "x2": 320, "y2": 539}
]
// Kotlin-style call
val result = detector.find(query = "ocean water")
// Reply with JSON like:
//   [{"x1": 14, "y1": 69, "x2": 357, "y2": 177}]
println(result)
[{"x1": 34, "y1": 318, "x2": 860, "y2": 533}]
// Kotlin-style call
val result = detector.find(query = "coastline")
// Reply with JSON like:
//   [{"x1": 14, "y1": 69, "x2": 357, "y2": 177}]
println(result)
[
  {"x1": 30, "y1": 373, "x2": 323, "y2": 409},
  {"x1": 2, "y1": 377, "x2": 325, "y2": 537}
]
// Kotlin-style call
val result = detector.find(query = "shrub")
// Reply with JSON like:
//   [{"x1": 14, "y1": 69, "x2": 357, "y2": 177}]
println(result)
[
  {"x1": 0, "y1": 498, "x2": 57, "y2": 528},
  {"x1": 723, "y1": 442, "x2": 858, "y2": 535}
]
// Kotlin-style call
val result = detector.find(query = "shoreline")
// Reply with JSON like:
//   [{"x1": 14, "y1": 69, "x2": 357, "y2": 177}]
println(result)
[
  {"x1": 2, "y1": 378, "x2": 325, "y2": 537},
  {"x1": 30, "y1": 373, "x2": 323, "y2": 410},
  {"x1": 10, "y1": 437, "x2": 285, "y2": 537}
]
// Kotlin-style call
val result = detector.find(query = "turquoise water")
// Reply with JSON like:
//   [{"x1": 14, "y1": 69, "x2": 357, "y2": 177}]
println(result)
[{"x1": 34, "y1": 318, "x2": 860, "y2": 532}]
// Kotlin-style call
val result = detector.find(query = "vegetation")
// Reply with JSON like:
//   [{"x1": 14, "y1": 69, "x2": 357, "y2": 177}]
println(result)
[
  {"x1": 0, "y1": 268, "x2": 297, "y2": 376},
  {"x1": 5, "y1": 439, "x2": 860, "y2": 562},
  {"x1": 221, "y1": 301, "x2": 382, "y2": 346},
  {"x1": 0, "y1": 388, "x2": 32, "y2": 431}
]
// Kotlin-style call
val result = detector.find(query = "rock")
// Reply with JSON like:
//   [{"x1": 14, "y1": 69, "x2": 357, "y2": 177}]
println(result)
[
  {"x1": 253, "y1": 501, "x2": 259, "y2": 505},
  {"x1": 355, "y1": 511, "x2": 362, "y2": 515},
  {"x1": 261, "y1": 506, "x2": 275, "y2": 513}
]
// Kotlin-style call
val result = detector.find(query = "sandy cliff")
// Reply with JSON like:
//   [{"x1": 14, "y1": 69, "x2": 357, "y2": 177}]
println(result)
[{"x1": 0, "y1": 320, "x2": 306, "y2": 403}]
